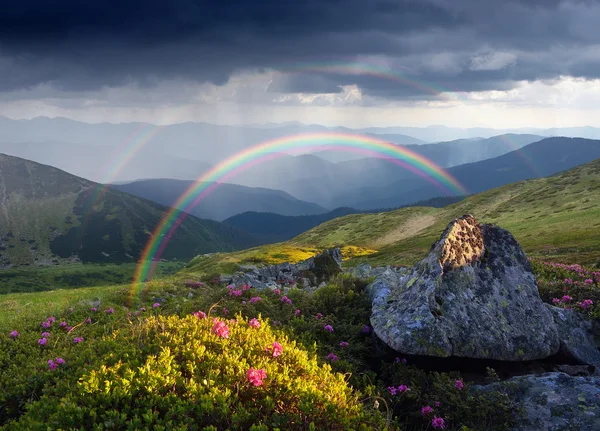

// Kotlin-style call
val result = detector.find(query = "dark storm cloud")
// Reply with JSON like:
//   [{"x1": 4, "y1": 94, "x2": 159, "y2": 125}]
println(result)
[{"x1": 1, "y1": 0, "x2": 599, "y2": 99}]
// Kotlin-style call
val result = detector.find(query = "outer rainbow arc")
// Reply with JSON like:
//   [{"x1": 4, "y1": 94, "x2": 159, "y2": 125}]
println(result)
[{"x1": 129, "y1": 132, "x2": 469, "y2": 303}]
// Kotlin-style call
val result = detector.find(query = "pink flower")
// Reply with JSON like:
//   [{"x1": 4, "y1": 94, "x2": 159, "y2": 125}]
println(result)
[
  {"x1": 315, "y1": 313, "x2": 323, "y2": 320},
  {"x1": 421, "y1": 406, "x2": 433, "y2": 415},
  {"x1": 250, "y1": 296, "x2": 262, "y2": 304},
  {"x1": 222, "y1": 307, "x2": 229, "y2": 315},
  {"x1": 41, "y1": 321, "x2": 51, "y2": 329},
  {"x1": 48, "y1": 360, "x2": 58, "y2": 371},
  {"x1": 47, "y1": 316, "x2": 56, "y2": 323},
  {"x1": 42, "y1": 332, "x2": 51, "y2": 337},
  {"x1": 242, "y1": 284, "x2": 251, "y2": 291},
  {"x1": 212, "y1": 320, "x2": 230, "y2": 338},
  {"x1": 55, "y1": 357, "x2": 65, "y2": 365},
  {"x1": 73, "y1": 337, "x2": 84, "y2": 344},
  {"x1": 248, "y1": 318, "x2": 261, "y2": 328},
  {"x1": 339, "y1": 341, "x2": 349, "y2": 347},
  {"x1": 434, "y1": 401, "x2": 441, "y2": 407},
  {"x1": 247, "y1": 367, "x2": 267, "y2": 387},
  {"x1": 140, "y1": 307, "x2": 146, "y2": 312},
  {"x1": 9, "y1": 330, "x2": 19, "y2": 339},
  {"x1": 153, "y1": 302, "x2": 161, "y2": 308},
  {"x1": 388, "y1": 386, "x2": 397, "y2": 395},
  {"x1": 241, "y1": 301, "x2": 247, "y2": 305},
  {"x1": 105, "y1": 308, "x2": 114, "y2": 314},
  {"x1": 268, "y1": 342, "x2": 283, "y2": 357},
  {"x1": 455, "y1": 379, "x2": 464, "y2": 390},
  {"x1": 362, "y1": 325, "x2": 371, "y2": 333},
  {"x1": 193, "y1": 310, "x2": 207, "y2": 319},
  {"x1": 85, "y1": 317, "x2": 92, "y2": 324},
  {"x1": 580, "y1": 299, "x2": 594, "y2": 310},
  {"x1": 281, "y1": 296, "x2": 292, "y2": 305},
  {"x1": 397, "y1": 385, "x2": 409, "y2": 393},
  {"x1": 431, "y1": 416, "x2": 446, "y2": 429},
  {"x1": 59, "y1": 321, "x2": 67, "y2": 328},
  {"x1": 91, "y1": 307, "x2": 98, "y2": 312},
  {"x1": 233, "y1": 289, "x2": 243, "y2": 297},
  {"x1": 295, "y1": 309, "x2": 301, "y2": 316},
  {"x1": 38, "y1": 337, "x2": 47, "y2": 346},
  {"x1": 327, "y1": 352, "x2": 338, "y2": 362},
  {"x1": 324, "y1": 325, "x2": 334, "y2": 333},
  {"x1": 561, "y1": 295, "x2": 573, "y2": 303},
  {"x1": 273, "y1": 288, "x2": 281, "y2": 295},
  {"x1": 552, "y1": 298, "x2": 560, "y2": 304}
]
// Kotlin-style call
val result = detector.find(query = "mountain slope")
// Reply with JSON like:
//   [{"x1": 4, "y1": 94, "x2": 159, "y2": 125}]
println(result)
[
  {"x1": 113, "y1": 178, "x2": 328, "y2": 221},
  {"x1": 0, "y1": 154, "x2": 258, "y2": 268},
  {"x1": 223, "y1": 196, "x2": 465, "y2": 244},
  {"x1": 183, "y1": 158, "x2": 600, "y2": 276}
]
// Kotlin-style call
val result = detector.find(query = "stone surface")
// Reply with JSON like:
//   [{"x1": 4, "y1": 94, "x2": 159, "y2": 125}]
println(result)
[
  {"x1": 547, "y1": 304, "x2": 600, "y2": 369},
  {"x1": 474, "y1": 372, "x2": 600, "y2": 431},
  {"x1": 220, "y1": 247, "x2": 342, "y2": 290},
  {"x1": 370, "y1": 214, "x2": 560, "y2": 360}
]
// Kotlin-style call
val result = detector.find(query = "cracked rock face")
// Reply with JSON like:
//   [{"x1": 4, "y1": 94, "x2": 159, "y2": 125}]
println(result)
[{"x1": 370, "y1": 214, "x2": 561, "y2": 361}]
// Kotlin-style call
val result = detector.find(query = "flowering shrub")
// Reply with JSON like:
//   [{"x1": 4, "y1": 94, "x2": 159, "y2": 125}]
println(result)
[{"x1": 5, "y1": 315, "x2": 383, "y2": 430}]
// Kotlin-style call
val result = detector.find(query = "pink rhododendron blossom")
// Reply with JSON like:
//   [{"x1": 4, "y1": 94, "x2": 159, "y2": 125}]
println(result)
[
  {"x1": 552, "y1": 298, "x2": 560, "y2": 304},
  {"x1": 250, "y1": 296, "x2": 262, "y2": 304},
  {"x1": 421, "y1": 406, "x2": 433, "y2": 415},
  {"x1": 55, "y1": 357, "x2": 65, "y2": 365},
  {"x1": 273, "y1": 288, "x2": 281, "y2": 295},
  {"x1": 153, "y1": 302, "x2": 161, "y2": 308},
  {"x1": 41, "y1": 321, "x2": 51, "y2": 329},
  {"x1": 580, "y1": 299, "x2": 594, "y2": 309},
  {"x1": 42, "y1": 332, "x2": 51, "y2": 337},
  {"x1": 388, "y1": 386, "x2": 397, "y2": 395},
  {"x1": 140, "y1": 307, "x2": 146, "y2": 312},
  {"x1": 327, "y1": 353, "x2": 338, "y2": 362},
  {"x1": 248, "y1": 318, "x2": 261, "y2": 328},
  {"x1": 324, "y1": 325, "x2": 334, "y2": 332},
  {"x1": 397, "y1": 385, "x2": 409, "y2": 393},
  {"x1": 85, "y1": 317, "x2": 92, "y2": 324},
  {"x1": 193, "y1": 311, "x2": 207, "y2": 319},
  {"x1": 362, "y1": 325, "x2": 371, "y2": 333},
  {"x1": 455, "y1": 379, "x2": 464, "y2": 390},
  {"x1": 222, "y1": 307, "x2": 229, "y2": 315},
  {"x1": 315, "y1": 313, "x2": 323, "y2": 320},
  {"x1": 47, "y1": 317, "x2": 56, "y2": 323},
  {"x1": 339, "y1": 341, "x2": 349, "y2": 347},
  {"x1": 267, "y1": 342, "x2": 283, "y2": 357},
  {"x1": 48, "y1": 360, "x2": 58, "y2": 371},
  {"x1": 212, "y1": 320, "x2": 230, "y2": 338},
  {"x1": 9, "y1": 330, "x2": 19, "y2": 339},
  {"x1": 295, "y1": 309, "x2": 301, "y2": 316},
  {"x1": 434, "y1": 401, "x2": 441, "y2": 407},
  {"x1": 281, "y1": 296, "x2": 292, "y2": 305},
  {"x1": 73, "y1": 337, "x2": 84, "y2": 344},
  {"x1": 59, "y1": 321, "x2": 67, "y2": 328},
  {"x1": 247, "y1": 367, "x2": 267, "y2": 387},
  {"x1": 242, "y1": 284, "x2": 251, "y2": 291},
  {"x1": 38, "y1": 337, "x2": 47, "y2": 346},
  {"x1": 105, "y1": 308, "x2": 114, "y2": 314},
  {"x1": 432, "y1": 416, "x2": 446, "y2": 429},
  {"x1": 561, "y1": 295, "x2": 573, "y2": 302}
]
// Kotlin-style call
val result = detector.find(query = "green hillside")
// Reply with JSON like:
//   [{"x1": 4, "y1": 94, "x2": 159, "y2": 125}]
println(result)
[
  {"x1": 184, "y1": 158, "x2": 600, "y2": 276},
  {"x1": 0, "y1": 154, "x2": 258, "y2": 268}
]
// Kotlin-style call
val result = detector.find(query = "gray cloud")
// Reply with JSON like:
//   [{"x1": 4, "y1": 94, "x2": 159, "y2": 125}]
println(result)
[{"x1": 1, "y1": 0, "x2": 600, "y2": 101}]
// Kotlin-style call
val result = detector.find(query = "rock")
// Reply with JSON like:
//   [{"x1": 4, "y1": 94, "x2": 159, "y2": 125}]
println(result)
[
  {"x1": 547, "y1": 305, "x2": 600, "y2": 369},
  {"x1": 226, "y1": 248, "x2": 342, "y2": 290},
  {"x1": 555, "y1": 364, "x2": 595, "y2": 376},
  {"x1": 473, "y1": 372, "x2": 600, "y2": 431},
  {"x1": 370, "y1": 214, "x2": 560, "y2": 360}
]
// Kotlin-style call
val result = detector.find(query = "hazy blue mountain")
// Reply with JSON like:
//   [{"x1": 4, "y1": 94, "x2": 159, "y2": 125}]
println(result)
[
  {"x1": 349, "y1": 137, "x2": 600, "y2": 210},
  {"x1": 112, "y1": 178, "x2": 328, "y2": 221}
]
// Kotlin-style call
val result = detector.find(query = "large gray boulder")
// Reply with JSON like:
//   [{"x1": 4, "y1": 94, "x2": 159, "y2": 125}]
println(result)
[
  {"x1": 370, "y1": 214, "x2": 560, "y2": 360},
  {"x1": 474, "y1": 372, "x2": 600, "y2": 431}
]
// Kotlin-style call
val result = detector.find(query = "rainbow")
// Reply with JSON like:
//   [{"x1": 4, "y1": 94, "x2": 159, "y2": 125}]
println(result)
[{"x1": 130, "y1": 132, "x2": 468, "y2": 301}]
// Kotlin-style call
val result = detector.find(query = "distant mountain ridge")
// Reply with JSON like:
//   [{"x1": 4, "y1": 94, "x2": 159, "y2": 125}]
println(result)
[
  {"x1": 112, "y1": 178, "x2": 328, "y2": 221},
  {"x1": 0, "y1": 154, "x2": 258, "y2": 268}
]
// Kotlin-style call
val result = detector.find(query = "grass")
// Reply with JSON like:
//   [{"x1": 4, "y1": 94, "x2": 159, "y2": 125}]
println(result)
[{"x1": 0, "y1": 262, "x2": 185, "y2": 295}]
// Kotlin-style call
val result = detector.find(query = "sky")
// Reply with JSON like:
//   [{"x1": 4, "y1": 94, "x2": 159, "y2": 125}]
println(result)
[{"x1": 2, "y1": 0, "x2": 600, "y2": 128}]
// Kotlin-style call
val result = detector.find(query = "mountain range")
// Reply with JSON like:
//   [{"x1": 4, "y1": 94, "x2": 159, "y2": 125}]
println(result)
[
  {"x1": 113, "y1": 178, "x2": 327, "y2": 221},
  {"x1": 0, "y1": 154, "x2": 258, "y2": 268}
]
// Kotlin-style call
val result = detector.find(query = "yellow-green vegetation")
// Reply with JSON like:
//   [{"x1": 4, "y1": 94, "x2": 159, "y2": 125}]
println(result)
[
  {"x1": 0, "y1": 273, "x2": 519, "y2": 430},
  {"x1": 184, "y1": 244, "x2": 377, "y2": 278}
]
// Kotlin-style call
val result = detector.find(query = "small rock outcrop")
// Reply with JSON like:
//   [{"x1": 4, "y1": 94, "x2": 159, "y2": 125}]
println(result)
[
  {"x1": 474, "y1": 372, "x2": 600, "y2": 431},
  {"x1": 220, "y1": 248, "x2": 342, "y2": 290},
  {"x1": 370, "y1": 214, "x2": 561, "y2": 361}
]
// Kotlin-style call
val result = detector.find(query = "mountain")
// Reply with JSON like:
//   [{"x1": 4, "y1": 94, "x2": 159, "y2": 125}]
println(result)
[
  {"x1": 223, "y1": 196, "x2": 465, "y2": 244},
  {"x1": 188, "y1": 157, "x2": 600, "y2": 276},
  {"x1": 273, "y1": 134, "x2": 545, "y2": 207},
  {"x1": 112, "y1": 178, "x2": 328, "y2": 221},
  {"x1": 0, "y1": 154, "x2": 258, "y2": 268},
  {"x1": 323, "y1": 137, "x2": 600, "y2": 210}
]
